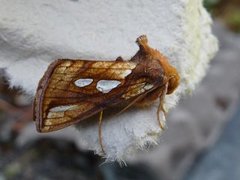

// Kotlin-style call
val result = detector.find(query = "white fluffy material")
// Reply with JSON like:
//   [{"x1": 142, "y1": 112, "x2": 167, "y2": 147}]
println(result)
[{"x1": 0, "y1": 0, "x2": 218, "y2": 161}]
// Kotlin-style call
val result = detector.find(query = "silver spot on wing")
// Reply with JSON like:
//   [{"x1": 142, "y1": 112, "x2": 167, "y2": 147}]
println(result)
[
  {"x1": 96, "y1": 80, "x2": 121, "y2": 93},
  {"x1": 74, "y1": 78, "x2": 93, "y2": 87}
]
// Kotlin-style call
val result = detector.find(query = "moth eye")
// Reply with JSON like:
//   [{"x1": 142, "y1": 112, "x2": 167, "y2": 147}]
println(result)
[
  {"x1": 96, "y1": 80, "x2": 121, "y2": 93},
  {"x1": 74, "y1": 78, "x2": 93, "y2": 87}
]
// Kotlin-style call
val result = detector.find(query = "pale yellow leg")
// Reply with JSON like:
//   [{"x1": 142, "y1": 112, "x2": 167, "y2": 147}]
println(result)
[
  {"x1": 157, "y1": 83, "x2": 168, "y2": 130},
  {"x1": 98, "y1": 111, "x2": 105, "y2": 154},
  {"x1": 157, "y1": 98, "x2": 166, "y2": 130}
]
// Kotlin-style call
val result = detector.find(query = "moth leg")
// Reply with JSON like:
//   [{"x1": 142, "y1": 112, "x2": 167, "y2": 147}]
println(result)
[
  {"x1": 157, "y1": 97, "x2": 166, "y2": 130},
  {"x1": 157, "y1": 83, "x2": 169, "y2": 130},
  {"x1": 98, "y1": 111, "x2": 105, "y2": 154}
]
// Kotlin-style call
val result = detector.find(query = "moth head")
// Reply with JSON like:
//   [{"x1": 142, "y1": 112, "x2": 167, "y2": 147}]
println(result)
[
  {"x1": 157, "y1": 55, "x2": 180, "y2": 95},
  {"x1": 166, "y1": 70, "x2": 180, "y2": 94}
]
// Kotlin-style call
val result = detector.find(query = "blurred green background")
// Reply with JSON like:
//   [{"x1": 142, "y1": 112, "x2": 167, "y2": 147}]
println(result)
[{"x1": 204, "y1": 0, "x2": 240, "y2": 33}]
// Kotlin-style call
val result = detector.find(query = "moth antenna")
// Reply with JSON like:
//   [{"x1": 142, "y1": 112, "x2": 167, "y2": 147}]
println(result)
[
  {"x1": 157, "y1": 83, "x2": 168, "y2": 130},
  {"x1": 98, "y1": 110, "x2": 105, "y2": 154},
  {"x1": 116, "y1": 95, "x2": 145, "y2": 116},
  {"x1": 116, "y1": 86, "x2": 159, "y2": 116}
]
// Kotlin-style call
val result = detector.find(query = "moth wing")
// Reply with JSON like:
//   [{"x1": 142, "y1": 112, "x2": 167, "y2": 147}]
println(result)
[{"x1": 34, "y1": 59, "x2": 162, "y2": 132}]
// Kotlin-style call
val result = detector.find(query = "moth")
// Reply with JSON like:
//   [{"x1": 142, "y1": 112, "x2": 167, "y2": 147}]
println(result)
[{"x1": 33, "y1": 35, "x2": 180, "y2": 153}]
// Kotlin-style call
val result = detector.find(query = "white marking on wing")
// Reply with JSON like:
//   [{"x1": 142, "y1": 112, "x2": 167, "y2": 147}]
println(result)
[
  {"x1": 144, "y1": 84, "x2": 154, "y2": 90},
  {"x1": 74, "y1": 78, "x2": 93, "y2": 87},
  {"x1": 49, "y1": 105, "x2": 78, "y2": 112},
  {"x1": 47, "y1": 112, "x2": 64, "y2": 118},
  {"x1": 96, "y1": 80, "x2": 121, "y2": 93},
  {"x1": 120, "y1": 69, "x2": 132, "y2": 78}
]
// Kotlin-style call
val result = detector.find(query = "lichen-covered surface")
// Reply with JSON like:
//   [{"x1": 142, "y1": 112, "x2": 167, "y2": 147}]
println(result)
[{"x1": 0, "y1": 0, "x2": 218, "y2": 161}]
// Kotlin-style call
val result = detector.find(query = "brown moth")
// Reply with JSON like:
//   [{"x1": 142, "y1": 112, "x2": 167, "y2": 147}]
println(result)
[{"x1": 33, "y1": 35, "x2": 180, "y2": 153}]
